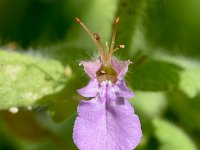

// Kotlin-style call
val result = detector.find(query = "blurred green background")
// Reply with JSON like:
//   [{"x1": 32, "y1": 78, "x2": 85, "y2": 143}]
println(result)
[{"x1": 0, "y1": 0, "x2": 200, "y2": 150}]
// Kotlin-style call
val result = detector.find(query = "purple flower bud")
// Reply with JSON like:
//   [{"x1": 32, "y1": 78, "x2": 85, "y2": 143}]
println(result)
[{"x1": 73, "y1": 17, "x2": 142, "y2": 150}]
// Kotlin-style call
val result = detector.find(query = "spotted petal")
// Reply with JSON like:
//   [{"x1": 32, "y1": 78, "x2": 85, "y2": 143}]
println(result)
[{"x1": 73, "y1": 97, "x2": 142, "y2": 150}]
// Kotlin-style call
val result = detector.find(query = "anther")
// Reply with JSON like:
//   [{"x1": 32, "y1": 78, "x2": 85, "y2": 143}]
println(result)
[
  {"x1": 118, "y1": 44, "x2": 125, "y2": 48},
  {"x1": 75, "y1": 17, "x2": 104, "y2": 55},
  {"x1": 93, "y1": 33, "x2": 100, "y2": 40},
  {"x1": 75, "y1": 17, "x2": 81, "y2": 23},
  {"x1": 110, "y1": 17, "x2": 120, "y2": 52}
]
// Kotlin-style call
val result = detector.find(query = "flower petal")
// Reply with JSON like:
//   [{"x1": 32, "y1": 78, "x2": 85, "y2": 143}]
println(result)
[
  {"x1": 106, "y1": 81, "x2": 116, "y2": 102},
  {"x1": 105, "y1": 98, "x2": 142, "y2": 150},
  {"x1": 77, "y1": 79, "x2": 99, "y2": 98},
  {"x1": 111, "y1": 59, "x2": 132, "y2": 80},
  {"x1": 115, "y1": 80, "x2": 135, "y2": 98},
  {"x1": 80, "y1": 59, "x2": 102, "y2": 78},
  {"x1": 73, "y1": 97, "x2": 106, "y2": 150},
  {"x1": 73, "y1": 97, "x2": 142, "y2": 150}
]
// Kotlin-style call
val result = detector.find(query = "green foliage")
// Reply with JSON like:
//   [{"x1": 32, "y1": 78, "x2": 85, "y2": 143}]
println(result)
[
  {"x1": 0, "y1": 0, "x2": 200, "y2": 149},
  {"x1": 153, "y1": 118, "x2": 197, "y2": 150},
  {"x1": 0, "y1": 50, "x2": 66, "y2": 109},
  {"x1": 128, "y1": 58, "x2": 182, "y2": 91},
  {"x1": 115, "y1": 0, "x2": 145, "y2": 57},
  {"x1": 144, "y1": 0, "x2": 200, "y2": 58},
  {"x1": 179, "y1": 67, "x2": 200, "y2": 98},
  {"x1": 130, "y1": 91, "x2": 167, "y2": 119},
  {"x1": 167, "y1": 91, "x2": 200, "y2": 132}
]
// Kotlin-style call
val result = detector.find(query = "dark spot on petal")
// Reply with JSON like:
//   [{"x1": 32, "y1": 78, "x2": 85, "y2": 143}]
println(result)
[{"x1": 116, "y1": 97, "x2": 125, "y2": 105}]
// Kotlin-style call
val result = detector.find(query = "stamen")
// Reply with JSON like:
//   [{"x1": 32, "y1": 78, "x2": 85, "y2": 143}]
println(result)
[
  {"x1": 93, "y1": 33, "x2": 105, "y2": 53},
  {"x1": 105, "y1": 41, "x2": 110, "y2": 52},
  {"x1": 113, "y1": 44, "x2": 125, "y2": 53},
  {"x1": 75, "y1": 17, "x2": 81, "y2": 23},
  {"x1": 75, "y1": 17, "x2": 104, "y2": 54},
  {"x1": 76, "y1": 17, "x2": 124, "y2": 67},
  {"x1": 109, "y1": 17, "x2": 120, "y2": 53},
  {"x1": 118, "y1": 44, "x2": 125, "y2": 48},
  {"x1": 93, "y1": 33, "x2": 100, "y2": 40}
]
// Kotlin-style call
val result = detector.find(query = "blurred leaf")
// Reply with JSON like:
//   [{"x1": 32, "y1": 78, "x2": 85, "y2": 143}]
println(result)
[
  {"x1": 65, "y1": 0, "x2": 117, "y2": 51},
  {"x1": 34, "y1": 45, "x2": 89, "y2": 122},
  {"x1": 179, "y1": 67, "x2": 200, "y2": 98},
  {"x1": 144, "y1": 0, "x2": 200, "y2": 57},
  {"x1": 58, "y1": 114, "x2": 78, "y2": 150},
  {"x1": 153, "y1": 118, "x2": 197, "y2": 150},
  {"x1": 130, "y1": 91, "x2": 167, "y2": 118},
  {"x1": 130, "y1": 91, "x2": 167, "y2": 150},
  {"x1": 148, "y1": 53, "x2": 200, "y2": 97},
  {"x1": 2, "y1": 109, "x2": 50, "y2": 142},
  {"x1": 167, "y1": 91, "x2": 200, "y2": 132},
  {"x1": 1, "y1": 109, "x2": 69, "y2": 149},
  {"x1": 0, "y1": 116, "x2": 21, "y2": 150},
  {"x1": 115, "y1": 0, "x2": 145, "y2": 58},
  {"x1": 36, "y1": 77, "x2": 85, "y2": 122},
  {"x1": 128, "y1": 58, "x2": 182, "y2": 91},
  {"x1": 0, "y1": 0, "x2": 75, "y2": 48},
  {"x1": 0, "y1": 50, "x2": 66, "y2": 110},
  {"x1": 21, "y1": 140, "x2": 61, "y2": 150},
  {"x1": 40, "y1": 45, "x2": 89, "y2": 66}
]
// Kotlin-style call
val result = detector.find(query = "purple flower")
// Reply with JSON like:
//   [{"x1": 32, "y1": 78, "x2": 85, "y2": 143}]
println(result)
[{"x1": 73, "y1": 17, "x2": 142, "y2": 150}]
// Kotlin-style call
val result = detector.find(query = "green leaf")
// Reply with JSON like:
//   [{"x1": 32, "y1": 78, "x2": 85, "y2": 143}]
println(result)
[
  {"x1": 179, "y1": 67, "x2": 200, "y2": 98},
  {"x1": 128, "y1": 58, "x2": 182, "y2": 91},
  {"x1": 114, "y1": 0, "x2": 145, "y2": 57},
  {"x1": 167, "y1": 91, "x2": 200, "y2": 132},
  {"x1": 0, "y1": 50, "x2": 66, "y2": 110},
  {"x1": 130, "y1": 91, "x2": 167, "y2": 118},
  {"x1": 0, "y1": 116, "x2": 21, "y2": 150},
  {"x1": 153, "y1": 118, "x2": 197, "y2": 150},
  {"x1": 35, "y1": 76, "x2": 87, "y2": 122},
  {"x1": 1, "y1": 109, "x2": 70, "y2": 150},
  {"x1": 58, "y1": 114, "x2": 78, "y2": 150},
  {"x1": 2, "y1": 109, "x2": 54, "y2": 143},
  {"x1": 148, "y1": 53, "x2": 200, "y2": 97},
  {"x1": 144, "y1": 0, "x2": 200, "y2": 58}
]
